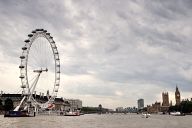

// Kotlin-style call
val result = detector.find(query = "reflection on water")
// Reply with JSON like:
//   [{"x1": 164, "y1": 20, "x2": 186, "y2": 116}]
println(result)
[{"x1": 0, "y1": 113, "x2": 192, "y2": 128}]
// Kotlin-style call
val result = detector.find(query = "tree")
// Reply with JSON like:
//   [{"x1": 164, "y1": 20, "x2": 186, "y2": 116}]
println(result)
[
  {"x1": 81, "y1": 107, "x2": 98, "y2": 114},
  {"x1": 4, "y1": 98, "x2": 13, "y2": 111},
  {"x1": 98, "y1": 104, "x2": 102, "y2": 114},
  {"x1": 0, "y1": 99, "x2": 3, "y2": 110},
  {"x1": 180, "y1": 101, "x2": 192, "y2": 113}
]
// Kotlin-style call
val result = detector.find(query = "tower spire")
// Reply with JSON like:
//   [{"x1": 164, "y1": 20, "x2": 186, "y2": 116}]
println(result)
[
  {"x1": 175, "y1": 85, "x2": 181, "y2": 106},
  {"x1": 176, "y1": 84, "x2": 179, "y2": 92}
]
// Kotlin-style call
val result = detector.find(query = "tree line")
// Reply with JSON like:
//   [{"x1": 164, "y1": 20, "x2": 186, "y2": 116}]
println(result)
[
  {"x1": 0, "y1": 98, "x2": 14, "y2": 111},
  {"x1": 81, "y1": 105, "x2": 109, "y2": 114},
  {"x1": 169, "y1": 100, "x2": 192, "y2": 114}
]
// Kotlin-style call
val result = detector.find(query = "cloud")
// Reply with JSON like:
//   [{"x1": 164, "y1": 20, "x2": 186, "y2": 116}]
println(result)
[{"x1": 0, "y1": 0, "x2": 192, "y2": 108}]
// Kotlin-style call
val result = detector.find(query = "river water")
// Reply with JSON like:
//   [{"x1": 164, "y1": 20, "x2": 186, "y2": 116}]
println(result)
[{"x1": 0, "y1": 113, "x2": 192, "y2": 128}]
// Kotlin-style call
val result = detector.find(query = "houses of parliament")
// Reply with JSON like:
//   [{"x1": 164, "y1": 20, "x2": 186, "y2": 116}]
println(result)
[
  {"x1": 147, "y1": 86, "x2": 182, "y2": 113},
  {"x1": 162, "y1": 86, "x2": 181, "y2": 106}
]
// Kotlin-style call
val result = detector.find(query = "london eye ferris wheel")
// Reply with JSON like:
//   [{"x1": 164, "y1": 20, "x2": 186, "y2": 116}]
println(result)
[{"x1": 18, "y1": 29, "x2": 60, "y2": 110}]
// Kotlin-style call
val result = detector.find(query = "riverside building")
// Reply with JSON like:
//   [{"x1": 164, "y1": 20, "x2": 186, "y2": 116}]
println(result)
[{"x1": 137, "y1": 98, "x2": 144, "y2": 110}]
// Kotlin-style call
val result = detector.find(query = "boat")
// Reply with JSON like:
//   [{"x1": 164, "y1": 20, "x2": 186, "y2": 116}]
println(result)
[
  {"x1": 64, "y1": 110, "x2": 80, "y2": 116},
  {"x1": 170, "y1": 111, "x2": 185, "y2": 116},
  {"x1": 141, "y1": 113, "x2": 151, "y2": 118},
  {"x1": 4, "y1": 110, "x2": 35, "y2": 117}
]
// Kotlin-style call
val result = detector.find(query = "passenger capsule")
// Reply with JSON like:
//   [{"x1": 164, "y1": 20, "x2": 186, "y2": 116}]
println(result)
[
  {"x1": 32, "y1": 30, "x2": 36, "y2": 33},
  {"x1": 49, "y1": 36, "x2": 53, "y2": 39},
  {"x1": 43, "y1": 30, "x2": 47, "y2": 33},
  {"x1": 19, "y1": 65, "x2": 25, "y2": 68},
  {"x1": 19, "y1": 75, "x2": 25, "y2": 79},
  {"x1": 55, "y1": 84, "x2": 59, "y2": 86},
  {"x1": 22, "y1": 47, "x2": 27, "y2": 50},
  {"x1": 20, "y1": 56, "x2": 25, "y2": 59},
  {"x1": 36, "y1": 29, "x2": 40, "y2": 31},
  {"x1": 21, "y1": 85, "x2": 26, "y2": 88},
  {"x1": 55, "y1": 90, "x2": 58, "y2": 92},
  {"x1": 28, "y1": 34, "x2": 33, "y2": 37},
  {"x1": 24, "y1": 39, "x2": 30, "y2": 43},
  {"x1": 51, "y1": 41, "x2": 55, "y2": 43},
  {"x1": 46, "y1": 33, "x2": 50, "y2": 35}
]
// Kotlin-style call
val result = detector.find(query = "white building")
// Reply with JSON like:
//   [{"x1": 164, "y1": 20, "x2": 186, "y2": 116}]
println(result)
[
  {"x1": 67, "y1": 99, "x2": 82, "y2": 111},
  {"x1": 138, "y1": 99, "x2": 144, "y2": 110}
]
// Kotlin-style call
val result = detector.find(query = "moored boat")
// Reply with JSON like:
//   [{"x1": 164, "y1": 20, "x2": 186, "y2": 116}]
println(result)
[
  {"x1": 170, "y1": 111, "x2": 185, "y2": 116},
  {"x1": 4, "y1": 110, "x2": 34, "y2": 117},
  {"x1": 64, "y1": 111, "x2": 80, "y2": 116},
  {"x1": 141, "y1": 113, "x2": 150, "y2": 118}
]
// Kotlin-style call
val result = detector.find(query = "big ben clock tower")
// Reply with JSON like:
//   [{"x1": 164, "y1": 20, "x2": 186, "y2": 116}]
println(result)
[{"x1": 175, "y1": 86, "x2": 181, "y2": 105}]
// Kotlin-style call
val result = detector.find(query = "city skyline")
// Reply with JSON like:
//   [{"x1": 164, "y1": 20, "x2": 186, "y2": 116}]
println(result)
[{"x1": 0, "y1": 0, "x2": 192, "y2": 109}]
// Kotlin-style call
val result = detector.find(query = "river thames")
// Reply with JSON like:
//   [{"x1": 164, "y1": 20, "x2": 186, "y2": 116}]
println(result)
[{"x1": 0, "y1": 113, "x2": 192, "y2": 128}]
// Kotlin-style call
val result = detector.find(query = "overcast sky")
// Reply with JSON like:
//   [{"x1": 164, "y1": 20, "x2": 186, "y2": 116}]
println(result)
[{"x1": 0, "y1": 0, "x2": 192, "y2": 109}]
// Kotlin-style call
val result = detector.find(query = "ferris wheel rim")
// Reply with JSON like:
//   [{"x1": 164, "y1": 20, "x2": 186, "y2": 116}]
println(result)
[{"x1": 19, "y1": 29, "x2": 60, "y2": 102}]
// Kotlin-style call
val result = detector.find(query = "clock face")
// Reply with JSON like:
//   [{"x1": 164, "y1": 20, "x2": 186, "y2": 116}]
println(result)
[{"x1": 177, "y1": 94, "x2": 180, "y2": 97}]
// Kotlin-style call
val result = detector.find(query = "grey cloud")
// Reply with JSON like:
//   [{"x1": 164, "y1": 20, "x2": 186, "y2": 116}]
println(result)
[
  {"x1": 144, "y1": 1, "x2": 191, "y2": 20},
  {"x1": 1, "y1": 0, "x2": 192, "y2": 107}
]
